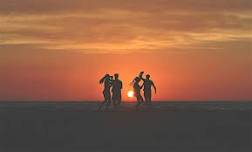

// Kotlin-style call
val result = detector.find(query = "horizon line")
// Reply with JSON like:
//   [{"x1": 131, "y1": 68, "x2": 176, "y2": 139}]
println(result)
[{"x1": 0, "y1": 100, "x2": 251, "y2": 103}]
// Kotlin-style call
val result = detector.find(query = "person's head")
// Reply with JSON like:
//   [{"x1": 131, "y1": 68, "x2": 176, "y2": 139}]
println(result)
[
  {"x1": 146, "y1": 74, "x2": 150, "y2": 80},
  {"x1": 114, "y1": 73, "x2": 119, "y2": 79},
  {"x1": 109, "y1": 76, "x2": 113, "y2": 80}
]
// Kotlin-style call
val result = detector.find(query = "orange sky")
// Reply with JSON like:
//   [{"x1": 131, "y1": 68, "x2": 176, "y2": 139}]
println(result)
[{"x1": 0, "y1": 0, "x2": 251, "y2": 101}]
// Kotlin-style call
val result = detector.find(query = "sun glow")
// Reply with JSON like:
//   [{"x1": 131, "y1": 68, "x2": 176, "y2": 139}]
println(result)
[{"x1": 127, "y1": 91, "x2": 134, "y2": 98}]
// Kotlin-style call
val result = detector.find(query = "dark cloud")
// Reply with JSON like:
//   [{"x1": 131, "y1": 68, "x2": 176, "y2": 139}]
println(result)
[
  {"x1": 0, "y1": 0, "x2": 251, "y2": 53},
  {"x1": 0, "y1": 0, "x2": 251, "y2": 14}
]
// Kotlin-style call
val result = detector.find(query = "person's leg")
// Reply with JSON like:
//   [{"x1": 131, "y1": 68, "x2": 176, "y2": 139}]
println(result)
[
  {"x1": 136, "y1": 94, "x2": 141, "y2": 104},
  {"x1": 140, "y1": 94, "x2": 144, "y2": 103},
  {"x1": 118, "y1": 92, "x2": 122, "y2": 105},
  {"x1": 107, "y1": 92, "x2": 111, "y2": 106},
  {"x1": 145, "y1": 91, "x2": 151, "y2": 105},
  {"x1": 144, "y1": 92, "x2": 148, "y2": 104},
  {"x1": 102, "y1": 91, "x2": 108, "y2": 104},
  {"x1": 138, "y1": 93, "x2": 144, "y2": 103},
  {"x1": 136, "y1": 95, "x2": 141, "y2": 108},
  {"x1": 146, "y1": 90, "x2": 151, "y2": 104},
  {"x1": 103, "y1": 90, "x2": 106, "y2": 100},
  {"x1": 149, "y1": 92, "x2": 152, "y2": 104},
  {"x1": 114, "y1": 94, "x2": 120, "y2": 106},
  {"x1": 98, "y1": 91, "x2": 107, "y2": 110},
  {"x1": 112, "y1": 92, "x2": 116, "y2": 106}
]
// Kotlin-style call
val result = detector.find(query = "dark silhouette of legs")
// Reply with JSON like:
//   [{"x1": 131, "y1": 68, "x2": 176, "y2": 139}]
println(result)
[
  {"x1": 98, "y1": 90, "x2": 111, "y2": 110},
  {"x1": 104, "y1": 89, "x2": 111, "y2": 105},
  {"x1": 144, "y1": 91, "x2": 152, "y2": 105},
  {"x1": 136, "y1": 93, "x2": 144, "y2": 108},
  {"x1": 117, "y1": 92, "x2": 122, "y2": 105},
  {"x1": 112, "y1": 93, "x2": 116, "y2": 106},
  {"x1": 112, "y1": 90, "x2": 121, "y2": 106}
]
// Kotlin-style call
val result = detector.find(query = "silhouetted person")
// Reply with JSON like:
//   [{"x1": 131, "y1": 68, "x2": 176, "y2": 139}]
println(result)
[
  {"x1": 112, "y1": 73, "x2": 123, "y2": 106},
  {"x1": 139, "y1": 71, "x2": 156, "y2": 105},
  {"x1": 99, "y1": 74, "x2": 112, "y2": 109},
  {"x1": 133, "y1": 77, "x2": 144, "y2": 107}
]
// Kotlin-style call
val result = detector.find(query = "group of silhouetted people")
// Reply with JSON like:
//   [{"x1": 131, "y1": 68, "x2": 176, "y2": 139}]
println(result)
[
  {"x1": 133, "y1": 71, "x2": 156, "y2": 106},
  {"x1": 99, "y1": 73, "x2": 123, "y2": 109},
  {"x1": 99, "y1": 71, "x2": 156, "y2": 109}
]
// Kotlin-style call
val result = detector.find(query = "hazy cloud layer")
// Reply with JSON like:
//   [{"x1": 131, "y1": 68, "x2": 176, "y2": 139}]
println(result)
[{"x1": 0, "y1": 0, "x2": 251, "y2": 53}]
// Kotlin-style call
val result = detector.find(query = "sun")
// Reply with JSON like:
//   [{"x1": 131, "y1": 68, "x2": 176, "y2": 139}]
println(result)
[{"x1": 127, "y1": 91, "x2": 134, "y2": 98}]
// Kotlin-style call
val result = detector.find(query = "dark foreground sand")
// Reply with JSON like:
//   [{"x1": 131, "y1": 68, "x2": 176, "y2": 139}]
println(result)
[{"x1": 0, "y1": 102, "x2": 251, "y2": 152}]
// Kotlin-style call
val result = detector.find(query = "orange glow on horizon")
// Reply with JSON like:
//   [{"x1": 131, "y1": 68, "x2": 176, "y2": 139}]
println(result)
[{"x1": 1, "y1": 51, "x2": 251, "y2": 101}]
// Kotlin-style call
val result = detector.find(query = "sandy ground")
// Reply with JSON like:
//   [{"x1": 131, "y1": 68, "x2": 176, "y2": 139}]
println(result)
[{"x1": 0, "y1": 102, "x2": 251, "y2": 152}]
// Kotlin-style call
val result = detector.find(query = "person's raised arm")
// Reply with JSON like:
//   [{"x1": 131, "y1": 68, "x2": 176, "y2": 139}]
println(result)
[
  {"x1": 139, "y1": 71, "x2": 145, "y2": 81},
  {"x1": 99, "y1": 74, "x2": 108, "y2": 84}
]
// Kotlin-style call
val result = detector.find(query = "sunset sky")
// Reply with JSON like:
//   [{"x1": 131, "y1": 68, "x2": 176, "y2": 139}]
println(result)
[{"x1": 0, "y1": 0, "x2": 251, "y2": 101}]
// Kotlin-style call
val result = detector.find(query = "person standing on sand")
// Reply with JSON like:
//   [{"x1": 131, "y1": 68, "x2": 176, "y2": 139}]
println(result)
[
  {"x1": 112, "y1": 73, "x2": 123, "y2": 106},
  {"x1": 133, "y1": 77, "x2": 144, "y2": 107},
  {"x1": 99, "y1": 74, "x2": 113, "y2": 109},
  {"x1": 139, "y1": 71, "x2": 156, "y2": 105}
]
